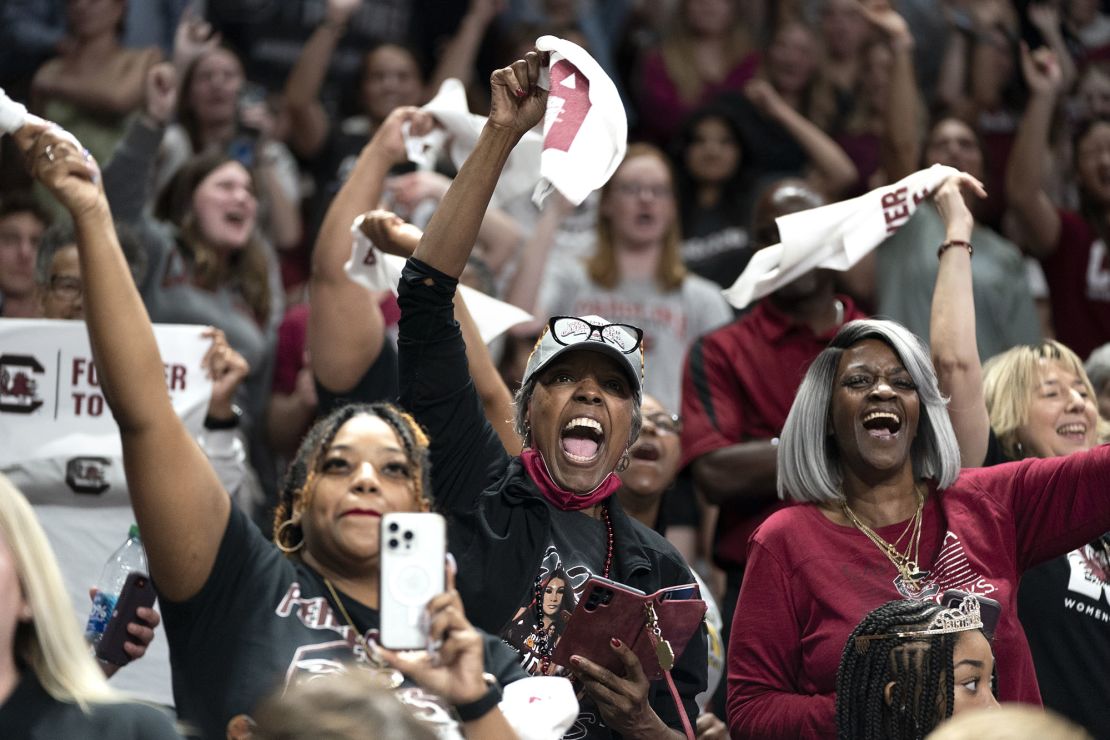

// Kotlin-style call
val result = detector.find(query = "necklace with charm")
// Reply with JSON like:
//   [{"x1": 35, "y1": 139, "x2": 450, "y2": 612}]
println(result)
[
  {"x1": 323, "y1": 577, "x2": 404, "y2": 689},
  {"x1": 842, "y1": 486, "x2": 929, "y2": 591}
]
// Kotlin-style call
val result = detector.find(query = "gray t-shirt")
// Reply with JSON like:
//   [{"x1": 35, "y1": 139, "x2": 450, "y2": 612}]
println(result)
[
  {"x1": 539, "y1": 260, "x2": 733, "y2": 409},
  {"x1": 876, "y1": 203, "x2": 1040, "y2": 360}
]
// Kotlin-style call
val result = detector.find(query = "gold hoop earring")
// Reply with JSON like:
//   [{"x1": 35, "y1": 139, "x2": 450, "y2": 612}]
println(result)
[{"x1": 275, "y1": 519, "x2": 304, "y2": 553}]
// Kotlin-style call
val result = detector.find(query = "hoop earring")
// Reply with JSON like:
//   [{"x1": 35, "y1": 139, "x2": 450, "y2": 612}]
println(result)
[
  {"x1": 616, "y1": 449, "x2": 630, "y2": 473},
  {"x1": 275, "y1": 519, "x2": 304, "y2": 553}
]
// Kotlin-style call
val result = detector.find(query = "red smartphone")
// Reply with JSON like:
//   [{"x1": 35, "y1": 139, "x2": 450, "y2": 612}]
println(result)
[
  {"x1": 95, "y1": 572, "x2": 156, "y2": 666},
  {"x1": 552, "y1": 576, "x2": 705, "y2": 680}
]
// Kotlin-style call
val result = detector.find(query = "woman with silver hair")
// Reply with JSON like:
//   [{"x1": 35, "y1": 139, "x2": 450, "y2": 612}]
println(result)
[
  {"x1": 726, "y1": 173, "x2": 1110, "y2": 738},
  {"x1": 395, "y1": 52, "x2": 707, "y2": 738}
]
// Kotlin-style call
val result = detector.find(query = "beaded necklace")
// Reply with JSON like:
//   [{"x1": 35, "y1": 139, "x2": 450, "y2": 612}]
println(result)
[{"x1": 532, "y1": 501, "x2": 615, "y2": 674}]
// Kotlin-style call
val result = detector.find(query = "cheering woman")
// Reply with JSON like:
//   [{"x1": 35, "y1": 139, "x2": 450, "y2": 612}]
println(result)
[
  {"x1": 396, "y1": 51, "x2": 707, "y2": 738},
  {"x1": 725, "y1": 172, "x2": 1110, "y2": 740}
]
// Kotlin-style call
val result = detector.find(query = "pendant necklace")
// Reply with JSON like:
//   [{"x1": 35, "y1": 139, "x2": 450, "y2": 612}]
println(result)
[
  {"x1": 842, "y1": 486, "x2": 929, "y2": 590},
  {"x1": 323, "y1": 577, "x2": 404, "y2": 689}
]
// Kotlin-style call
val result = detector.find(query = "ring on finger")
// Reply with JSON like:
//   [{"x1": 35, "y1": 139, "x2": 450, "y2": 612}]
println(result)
[{"x1": 43, "y1": 145, "x2": 56, "y2": 163}]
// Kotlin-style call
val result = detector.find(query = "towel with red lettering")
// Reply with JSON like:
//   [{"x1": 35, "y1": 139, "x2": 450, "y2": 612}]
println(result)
[{"x1": 723, "y1": 164, "x2": 958, "y2": 310}]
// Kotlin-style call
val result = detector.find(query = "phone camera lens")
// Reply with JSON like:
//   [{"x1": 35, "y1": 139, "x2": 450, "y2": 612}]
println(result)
[
  {"x1": 403, "y1": 531, "x2": 414, "y2": 540},
  {"x1": 388, "y1": 538, "x2": 399, "y2": 549},
  {"x1": 388, "y1": 522, "x2": 400, "y2": 532}
]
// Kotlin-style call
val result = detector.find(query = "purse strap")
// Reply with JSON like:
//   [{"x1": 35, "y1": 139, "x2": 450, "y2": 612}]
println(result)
[{"x1": 645, "y1": 603, "x2": 696, "y2": 740}]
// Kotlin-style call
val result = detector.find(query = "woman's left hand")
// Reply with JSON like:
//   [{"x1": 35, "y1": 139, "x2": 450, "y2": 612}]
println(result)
[
  {"x1": 570, "y1": 640, "x2": 664, "y2": 737},
  {"x1": 379, "y1": 560, "x2": 490, "y2": 707},
  {"x1": 932, "y1": 171, "x2": 986, "y2": 241},
  {"x1": 22, "y1": 125, "x2": 104, "y2": 218}
]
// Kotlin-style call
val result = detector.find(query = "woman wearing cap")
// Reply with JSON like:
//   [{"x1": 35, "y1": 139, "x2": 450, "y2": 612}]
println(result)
[{"x1": 396, "y1": 52, "x2": 707, "y2": 738}]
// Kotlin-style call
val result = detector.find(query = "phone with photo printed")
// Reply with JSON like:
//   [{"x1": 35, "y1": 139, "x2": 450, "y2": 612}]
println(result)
[{"x1": 379, "y1": 512, "x2": 446, "y2": 650}]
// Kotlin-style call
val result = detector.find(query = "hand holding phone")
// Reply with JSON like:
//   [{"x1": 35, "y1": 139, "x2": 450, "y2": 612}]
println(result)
[
  {"x1": 95, "y1": 572, "x2": 158, "y2": 666},
  {"x1": 379, "y1": 512, "x2": 446, "y2": 649}
]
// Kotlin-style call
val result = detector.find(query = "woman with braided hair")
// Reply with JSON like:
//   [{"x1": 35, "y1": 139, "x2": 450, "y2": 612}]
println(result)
[
  {"x1": 836, "y1": 597, "x2": 998, "y2": 740},
  {"x1": 11, "y1": 118, "x2": 530, "y2": 739}
]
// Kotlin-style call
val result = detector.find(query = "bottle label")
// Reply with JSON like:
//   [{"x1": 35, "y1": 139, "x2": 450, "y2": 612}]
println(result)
[{"x1": 85, "y1": 590, "x2": 118, "y2": 644}]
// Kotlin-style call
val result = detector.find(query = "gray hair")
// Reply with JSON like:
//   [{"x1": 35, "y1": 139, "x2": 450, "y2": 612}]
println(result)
[
  {"x1": 777, "y1": 319, "x2": 961, "y2": 503},
  {"x1": 513, "y1": 378, "x2": 643, "y2": 451},
  {"x1": 1085, "y1": 342, "x2": 1110, "y2": 394}
]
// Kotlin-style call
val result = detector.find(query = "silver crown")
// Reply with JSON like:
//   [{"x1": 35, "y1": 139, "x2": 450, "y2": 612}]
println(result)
[{"x1": 854, "y1": 595, "x2": 984, "y2": 652}]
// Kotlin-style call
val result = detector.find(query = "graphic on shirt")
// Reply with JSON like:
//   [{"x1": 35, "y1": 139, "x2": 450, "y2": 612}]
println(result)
[
  {"x1": 0, "y1": 353, "x2": 45, "y2": 414},
  {"x1": 502, "y1": 546, "x2": 588, "y2": 676},
  {"x1": 1064, "y1": 545, "x2": 1110, "y2": 623},
  {"x1": 894, "y1": 530, "x2": 997, "y2": 601},
  {"x1": 271, "y1": 582, "x2": 460, "y2": 734},
  {"x1": 1085, "y1": 238, "x2": 1110, "y2": 302},
  {"x1": 546, "y1": 59, "x2": 591, "y2": 153}
]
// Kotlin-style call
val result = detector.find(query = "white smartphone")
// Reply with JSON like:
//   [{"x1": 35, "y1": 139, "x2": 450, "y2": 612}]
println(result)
[{"x1": 379, "y1": 512, "x2": 447, "y2": 649}]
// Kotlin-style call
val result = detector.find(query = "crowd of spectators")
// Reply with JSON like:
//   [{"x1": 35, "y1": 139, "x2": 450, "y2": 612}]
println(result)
[{"x1": 2, "y1": 1, "x2": 1110, "y2": 739}]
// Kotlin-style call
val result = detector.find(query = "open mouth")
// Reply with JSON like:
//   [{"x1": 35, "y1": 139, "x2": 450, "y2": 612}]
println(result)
[
  {"x1": 630, "y1": 441, "x2": 660, "y2": 462},
  {"x1": 1057, "y1": 422, "x2": 1088, "y2": 442},
  {"x1": 561, "y1": 417, "x2": 604, "y2": 464},
  {"x1": 862, "y1": 410, "x2": 902, "y2": 440},
  {"x1": 225, "y1": 211, "x2": 248, "y2": 226}
]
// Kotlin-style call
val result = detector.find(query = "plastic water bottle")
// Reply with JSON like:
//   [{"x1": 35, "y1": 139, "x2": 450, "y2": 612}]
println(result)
[{"x1": 84, "y1": 525, "x2": 148, "y2": 645}]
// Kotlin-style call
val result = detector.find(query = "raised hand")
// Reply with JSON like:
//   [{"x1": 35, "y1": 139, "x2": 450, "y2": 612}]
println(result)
[
  {"x1": 369, "y1": 106, "x2": 438, "y2": 165},
  {"x1": 488, "y1": 50, "x2": 548, "y2": 136},
  {"x1": 743, "y1": 78, "x2": 786, "y2": 117},
  {"x1": 172, "y1": 5, "x2": 221, "y2": 72},
  {"x1": 857, "y1": 0, "x2": 914, "y2": 49},
  {"x1": 386, "y1": 171, "x2": 451, "y2": 213},
  {"x1": 143, "y1": 62, "x2": 178, "y2": 126},
  {"x1": 933, "y1": 171, "x2": 986, "y2": 242},
  {"x1": 358, "y1": 209, "x2": 422, "y2": 257},
  {"x1": 1020, "y1": 43, "x2": 1063, "y2": 97},
  {"x1": 202, "y1": 327, "x2": 251, "y2": 421},
  {"x1": 22, "y1": 125, "x2": 104, "y2": 218}
]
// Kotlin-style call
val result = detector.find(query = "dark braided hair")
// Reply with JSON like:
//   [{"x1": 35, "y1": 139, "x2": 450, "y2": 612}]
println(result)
[
  {"x1": 836, "y1": 599, "x2": 962, "y2": 740},
  {"x1": 273, "y1": 403, "x2": 431, "y2": 554}
]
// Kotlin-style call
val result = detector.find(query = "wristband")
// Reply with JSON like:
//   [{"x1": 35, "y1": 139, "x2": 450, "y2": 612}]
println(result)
[
  {"x1": 454, "y1": 677, "x2": 502, "y2": 722},
  {"x1": 937, "y1": 240, "x2": 973, "y2": 260},
  {"x1": 204, "y1": 404, "x2": 242, "y2": 430}
]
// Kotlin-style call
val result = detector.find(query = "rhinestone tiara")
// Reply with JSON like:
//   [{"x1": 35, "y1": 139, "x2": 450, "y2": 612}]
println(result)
[{"x1": 855, "y1": 594, "x2": 984, "y2": 649}]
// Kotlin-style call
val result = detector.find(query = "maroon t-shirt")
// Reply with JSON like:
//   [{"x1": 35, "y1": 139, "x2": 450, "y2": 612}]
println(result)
[
  {"x1": 1042, "y1": 209, "x2": 1110, "y2": 359},
  {"x1": 726, "y1": 446, "x2": 1110, "y2": 738},
  {"x1": 679, "y1": 297, "x2": 867, "y2": 569}
]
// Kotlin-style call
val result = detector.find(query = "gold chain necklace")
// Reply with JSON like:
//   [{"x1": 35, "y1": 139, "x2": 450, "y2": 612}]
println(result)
[
  {"x1": 842, "y1": 487, "x2": 929, "y2": 590},
  {"x1": 323, "y1": 577, "x2": 404, "y2": 689}
]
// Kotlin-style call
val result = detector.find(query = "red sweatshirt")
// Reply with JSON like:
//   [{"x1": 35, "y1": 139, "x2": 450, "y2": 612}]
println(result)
[{"x1": 726, "y1": 445, "x2": 1110, "y2": 738}]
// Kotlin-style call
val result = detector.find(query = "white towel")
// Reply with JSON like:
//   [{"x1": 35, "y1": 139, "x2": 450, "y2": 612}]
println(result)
[
  {"x1": 343, "y1": 215, "x2": 534, "y2": 344},
  {"x1": 0, "y1": 87, "x2": 29, "y2": 133},
  {"x1": 723, "y1": 164, "x2": 959, "y2": 310}
]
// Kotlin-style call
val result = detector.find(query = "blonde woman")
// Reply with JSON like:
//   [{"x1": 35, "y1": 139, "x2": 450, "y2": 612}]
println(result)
[{"x1": 0, "y1": 475, "x2": 180, "y2": 737}]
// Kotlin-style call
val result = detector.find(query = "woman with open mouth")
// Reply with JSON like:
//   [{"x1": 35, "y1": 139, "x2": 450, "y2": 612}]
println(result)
[
  {"x1": 396, "y1": 52, "x2": 707, "y2": 738},
  {"x1": 725, "y1": 171, "x2": 1110, "y2": 739},
  {"x1": 931, "y1": 146, "x2": 1110, "y2": 737}
]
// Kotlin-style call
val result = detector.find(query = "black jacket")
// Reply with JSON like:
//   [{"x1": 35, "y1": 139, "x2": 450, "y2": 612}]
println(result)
[{"x1": 397, "y1": 259, "x2": 707, "y2": 734}]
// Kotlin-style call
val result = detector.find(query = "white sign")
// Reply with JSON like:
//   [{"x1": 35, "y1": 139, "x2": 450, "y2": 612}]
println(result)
[{"x1": 0, "y1": 320, "x2": 212, "y2": 465}]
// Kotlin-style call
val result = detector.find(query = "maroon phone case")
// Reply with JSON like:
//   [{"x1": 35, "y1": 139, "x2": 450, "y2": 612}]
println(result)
[
  {"x1": 552, "y1": 576, "x2": 706, "y2": 680},
  {"x1": 95, "y1": 572, "x2": 156, "y2": 666}
]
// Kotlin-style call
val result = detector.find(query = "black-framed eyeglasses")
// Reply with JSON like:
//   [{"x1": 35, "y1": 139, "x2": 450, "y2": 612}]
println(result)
[
  {"x1": 48, "y1": 275, "x2": 82, "y2": 300},
  {"x1": 548, "y1": 316, "x2": 644, "y2": 355},
  {"x1": 644, "y1": 412, "x2": 682, "y2": 435}
]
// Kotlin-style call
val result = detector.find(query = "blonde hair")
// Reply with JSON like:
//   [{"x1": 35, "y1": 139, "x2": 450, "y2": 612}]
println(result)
[
  {"x1": 0, "y1": 474, "x2": 117, "y2": 709},
  {"x1": 660, "y1": 0, "x2": 754, "y2": 105},
  {"x1": 587, "y1": 144, "x2": 687, "y2": 292},
  {"x1": 982, "y1": 340, "x2": 1110, "y2": 459},
  {"x1": 925, "y1": 704, "x2": 1091, "y2": 740}
]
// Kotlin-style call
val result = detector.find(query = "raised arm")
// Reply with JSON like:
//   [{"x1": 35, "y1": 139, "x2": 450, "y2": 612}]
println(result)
[
  {"x1": 413, "y1": 52, "x2": 548, "y2": 278},
  {"x1": 308, "y1": 105, "x2": 433, "y2": 393},
  {"x1": 861, "y1": 0, "x2": 922, "y2": 181},
  {"x1": 1005, "y1": 44, "x2": 1064, "y2": 258},
  {"x1": 929, "y1": 172, "x2": 992, "y2": 468},
  {"x1": 19, "y1": 124, "x2": 229, "y2": 603},
  {"x1": 32, "y1": 47, "x2": 162, "y2": 116},
  {"x1": 425, "y1": 0, "x2": 504, "y2": 95},
  {"x1": 282, "y1": 0, "x2": 360, "y2": 158},
  {"x1": 744, "y1": 79, "x2": 858, "y2": 199}
]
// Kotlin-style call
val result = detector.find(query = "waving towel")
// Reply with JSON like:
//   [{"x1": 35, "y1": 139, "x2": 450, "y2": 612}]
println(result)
[{"x1": 723, "y1": 164, "x2": 959, "y2": 310}]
